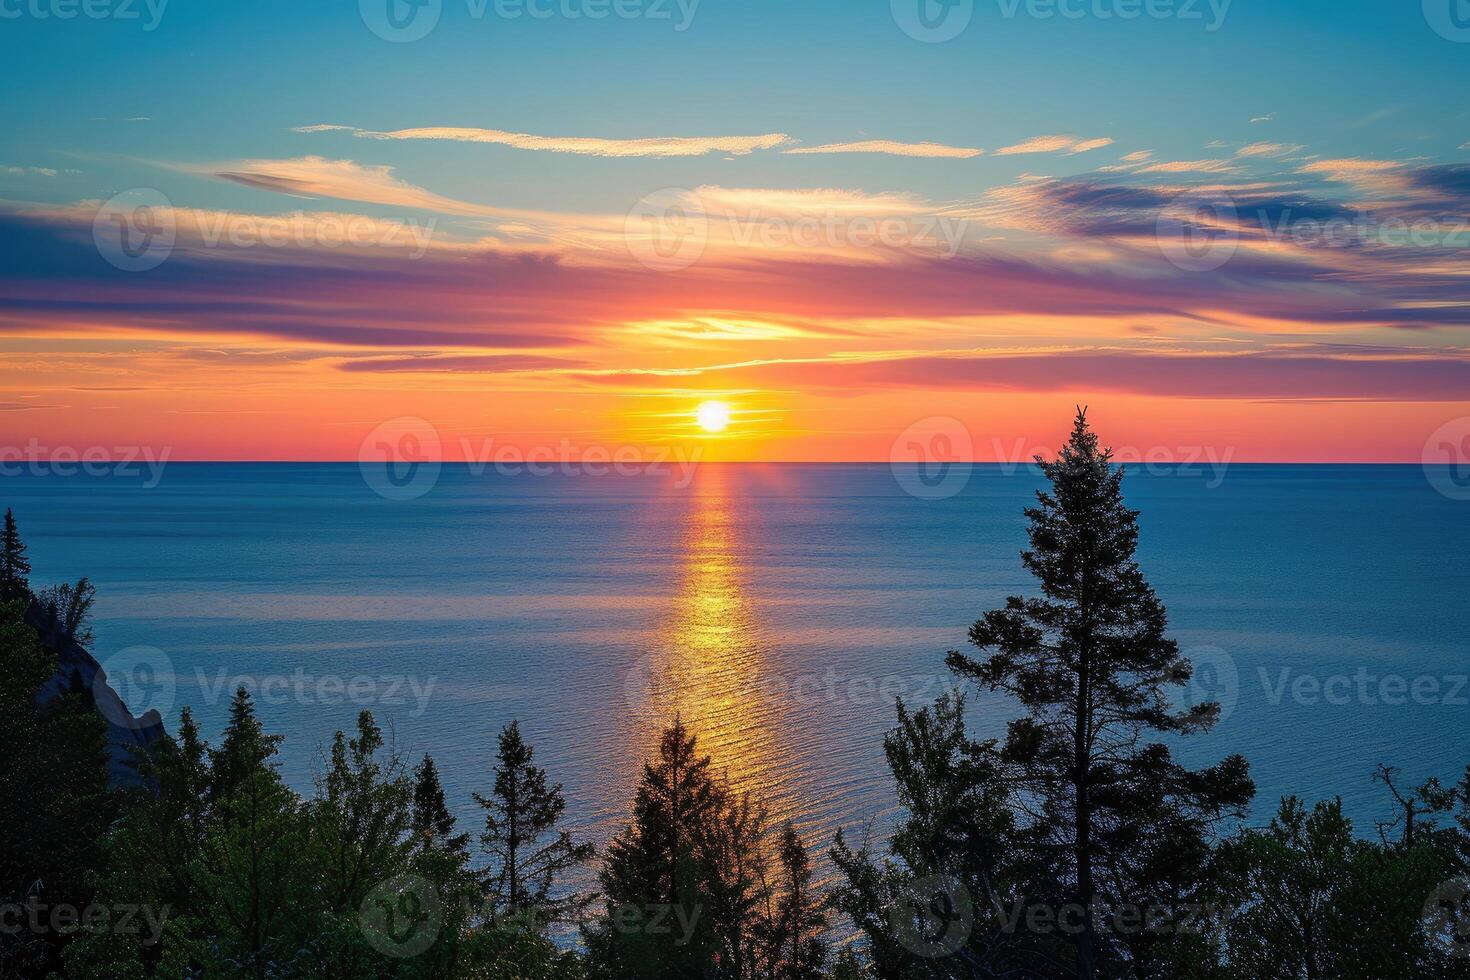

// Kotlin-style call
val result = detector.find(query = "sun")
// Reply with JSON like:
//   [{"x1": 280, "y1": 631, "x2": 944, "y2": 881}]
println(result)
[{"x1": 695, "y1": 400, "x2": 732, "y2": 433}]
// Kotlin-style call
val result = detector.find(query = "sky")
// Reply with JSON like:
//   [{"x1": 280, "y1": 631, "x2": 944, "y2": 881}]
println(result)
[{"x1": 1, "y1": 0, "x2": 1468, "y2": 462}]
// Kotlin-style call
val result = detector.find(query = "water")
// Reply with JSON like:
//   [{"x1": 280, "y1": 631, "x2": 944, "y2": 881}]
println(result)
[{"x1": 5, "y1": 463, "x2": 1467, "y2": 862}]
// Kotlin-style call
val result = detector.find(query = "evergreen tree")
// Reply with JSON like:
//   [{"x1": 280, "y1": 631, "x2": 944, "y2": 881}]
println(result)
[
  {"x1": 476, "y1": 720, "x2": 595, "y2": 926},
  {"x1": 194, "y1": 688, "x2": 311, "y2": 976},
  {"x1": 945, "y1": 410, "x2": 1254, "y2": 979},
  {"x1": 761, "y1": 821, "x2": 828, "y2": 980},
  {"x1": 61, "y1": 708, "x2": 213, "y2": 978},
  {"x1": 312, "y1": 711, "x2": 416, "y2": 915},
  {"x1": 588, "y1": 716, "x2": 769, "y2": 980},
  {"x1": 0, "y1": 594, "x2": 112, "y2": 976},
  {"x1": 0, "y1": 507, "x2": 30, "y2": 602},
  {"x1": 831, "y1": 693, "x2": 1046, "y2": 978},
  {"x1": 414, "y1": 753, "x2": 470, "y2": 856},
  {"x1": 408, "y1": 753, "x2": 481, "y2": 980}
]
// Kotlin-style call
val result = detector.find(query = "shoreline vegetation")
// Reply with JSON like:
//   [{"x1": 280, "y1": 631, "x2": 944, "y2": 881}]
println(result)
[{"x1": 3, "y1": 412, "x2": 1469, "y2": 977}]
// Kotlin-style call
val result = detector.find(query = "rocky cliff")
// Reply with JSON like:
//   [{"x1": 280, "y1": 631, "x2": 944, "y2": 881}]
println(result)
[{"x1": 28, "y1": 603, "x2": 165, "y2": 785}]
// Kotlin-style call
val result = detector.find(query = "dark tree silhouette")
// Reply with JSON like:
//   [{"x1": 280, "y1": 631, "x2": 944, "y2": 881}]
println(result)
[
  {"x1": 588, "y1": 716, "x2": 769, "y2": 979},
  {"x1": 0, "y1": 508, "x2": 31, "y2": 602},
  {"x1": 36, "y1": 577, "x2": 97, "y2": 647},
  {"x1": 946, "y1": 409, "x2": 1254, "y2": 978},
  {"x1": 761, "y1": 821, "x2": 828, "y2": 980},
  {"x1": 414, "y1": 753, "x2": 470, "y2": 857},
  {"x1": 475, "y1": 720, "x2": 595, "y2": 925}
]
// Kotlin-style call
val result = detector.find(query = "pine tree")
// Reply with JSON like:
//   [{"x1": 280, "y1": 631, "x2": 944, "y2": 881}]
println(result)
[
  {"x1": 945, "y1": 410, "x2": 1254, "y2": 979},
  {"x1": 0, "y1": 508, "x2": 31, "y2": 602},
  {"x1": 413, "y1": 753, "x2": 469, "y2": 856},
  {"x1": 195, "y1": 688, "x2": 309, "y2": 974},
  {"x1": 475, "y1": 720, "x2": 595, "y2": 925},
  {"x1": 589, "y1": 716, "x2": 769, "y2": 980},
  {"x1": 761, "y1": 821, "x2": 828, "y2": 980},
  {"x1": 831, "y1": 693, "x2": 1038, "y2": 978},
  {"x1": 311, "y1": 711, "x2": 415, "y2": 916},
  {"x1": 0, "y1": 595, "x2": 111, "y2": 975},
  {"x1": 207, "y1": 686, "x2": 284, "y2": 801}
]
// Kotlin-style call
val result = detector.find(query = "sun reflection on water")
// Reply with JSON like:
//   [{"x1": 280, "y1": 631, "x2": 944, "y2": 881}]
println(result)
[{"x1": 635, "y1": 467, "x2": 801, "y2": 820}]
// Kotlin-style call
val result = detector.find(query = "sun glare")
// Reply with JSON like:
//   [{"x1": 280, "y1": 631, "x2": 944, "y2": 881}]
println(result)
[{"x1": 695, "y1": 400, "x2": 732, "y2": 433}]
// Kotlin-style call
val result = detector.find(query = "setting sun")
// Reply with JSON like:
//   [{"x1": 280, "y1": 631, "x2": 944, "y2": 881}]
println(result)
[{"x1": 695, "y1": 400, "x2": 732, "y2": 433}]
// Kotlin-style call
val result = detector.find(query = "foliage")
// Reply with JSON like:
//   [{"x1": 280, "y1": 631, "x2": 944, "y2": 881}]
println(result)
[
  {"x1": 36, "y1": 576, "x2": 98, "y2": 647},
  {"x1": 475, "y1": 721, "x2": 595, "y2": 926},
  {"x1": 945, "y1": 409, "x2": 1254, "y2": 979}
]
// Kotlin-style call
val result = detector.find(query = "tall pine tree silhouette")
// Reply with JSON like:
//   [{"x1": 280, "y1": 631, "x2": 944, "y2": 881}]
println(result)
[
  {"x1": 946, "y1": 409, "x2": 1253, "y2": 978},
  {"x1": 475, "y1": 720, "x2": 594, "y2": 925},
  {"x1": 1, "y1": 508, "x2": 31, "y2": 603}
]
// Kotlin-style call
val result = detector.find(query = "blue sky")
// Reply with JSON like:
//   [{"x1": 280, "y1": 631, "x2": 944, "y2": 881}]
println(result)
[{"x1": 0, "y1": 0, "x2": 1468, "y2": 461}]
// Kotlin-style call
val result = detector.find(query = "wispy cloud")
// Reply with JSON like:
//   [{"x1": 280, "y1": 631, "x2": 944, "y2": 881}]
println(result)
[
  {"x1": 1134, "y1": 159, "x2": 1238, "y2": 174},
  {"x1": 590, "y1": 347, "x2": 1470, "y2": 401},
  {"x1": 338, "y1": 354, "x2": 584, "y2": 373},
  {"x1": 1236, "y1": 141, "x2": 1305, "y2": 158},
  {"x1": 784, "y1": 139, "x2": 983, "y2": 159},
  {"x1": 295, "y1": 124, "x2": 795, "y2": 158},
  {"x1": 202, "y1": 156, "x2": 516, "y2": 219},
  {"x1": 995, "y1": 135, "x2": 1115, "y2": 156},
  {"x1": 1120, "y1": 150, "x2": 1153, "y2": 163},
  {"x1": 1250, "y1": 113, "x2": 1275, "y2": 124}
]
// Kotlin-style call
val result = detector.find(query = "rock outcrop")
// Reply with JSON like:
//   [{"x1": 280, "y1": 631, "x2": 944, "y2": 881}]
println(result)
[{"x1": 28, "y1": 603, "x2": 165, "y2": 785}]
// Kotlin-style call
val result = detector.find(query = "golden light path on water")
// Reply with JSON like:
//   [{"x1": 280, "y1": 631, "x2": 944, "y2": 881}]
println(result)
[{"x1": 629, "y1": 464, "x2": 805, "y2": 828}]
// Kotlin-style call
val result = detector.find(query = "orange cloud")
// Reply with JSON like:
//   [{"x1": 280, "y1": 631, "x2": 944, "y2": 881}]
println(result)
[
  {"x1": 297, "y1": 125, "x2": 796, "y2": 158},
  {"x1": 785, "y1": 140, "x2": 984, "y2": 159}
]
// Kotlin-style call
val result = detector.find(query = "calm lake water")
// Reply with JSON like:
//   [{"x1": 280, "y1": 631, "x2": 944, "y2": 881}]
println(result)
[{"x1": 5, "y1": 462, "x2": 1468, "y2": 865}]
